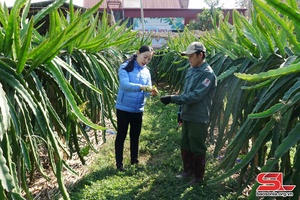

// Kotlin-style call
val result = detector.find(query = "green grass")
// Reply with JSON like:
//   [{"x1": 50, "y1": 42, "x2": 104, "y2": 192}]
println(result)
[{"x1": 68, "y1": 96, "x2": 245, "y2": 200}]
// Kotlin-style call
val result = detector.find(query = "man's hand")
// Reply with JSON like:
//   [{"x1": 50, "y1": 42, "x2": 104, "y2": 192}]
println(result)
[{"x1": 160, "y1": 95, "x2": 172, "y2": 105}]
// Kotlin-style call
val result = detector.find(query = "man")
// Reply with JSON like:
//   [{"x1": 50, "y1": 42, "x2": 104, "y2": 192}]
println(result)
[{"x1": 160, "y1": 42, "x2": 217, "y2": 185}]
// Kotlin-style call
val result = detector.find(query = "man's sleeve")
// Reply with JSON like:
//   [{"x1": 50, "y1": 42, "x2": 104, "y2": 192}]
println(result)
[{"x1": 171, "y1": 73, "x2": 215, "y2": 105}]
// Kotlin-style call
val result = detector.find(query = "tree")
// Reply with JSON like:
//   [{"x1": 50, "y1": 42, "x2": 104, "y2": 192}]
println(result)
[
  {"x1": 235, "y1": 0, "x2": 248, "y2": 8},
  {"x1": 187, "y1": 9, "x2": 223, "y2": 31},
  {"x1": 204, "y1": 0, "x2": 221, "y2": 8},
  {"x1": 187, "y1": 0, "x2": 224, "y2": 31}
]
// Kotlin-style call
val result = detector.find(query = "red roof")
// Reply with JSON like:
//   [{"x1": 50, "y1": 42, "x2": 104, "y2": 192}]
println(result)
[{"x1": 83, "y1": 0, "x2": 183, "y2": 9}]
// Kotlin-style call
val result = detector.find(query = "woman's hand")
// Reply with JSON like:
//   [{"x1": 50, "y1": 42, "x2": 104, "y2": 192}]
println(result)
[
  {"x1": 140, "y1": 85, "x2": 146, "y2": 91},
  {"x1": 150, "y1": 86, "x2": 159, "y2": 97},
  {"x1": 141, "y1": 85, "x2": 159, "y2": 96}
]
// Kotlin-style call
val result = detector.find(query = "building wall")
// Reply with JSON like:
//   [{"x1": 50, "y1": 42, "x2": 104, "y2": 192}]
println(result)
[{"x1": 103, "y1": 8, "x2": 247, "y2": 25}]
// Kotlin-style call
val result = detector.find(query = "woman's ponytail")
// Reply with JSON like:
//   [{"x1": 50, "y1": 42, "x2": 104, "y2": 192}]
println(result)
[{"x1": 123, "y1": 54, "x2": 137, "y2": 72}]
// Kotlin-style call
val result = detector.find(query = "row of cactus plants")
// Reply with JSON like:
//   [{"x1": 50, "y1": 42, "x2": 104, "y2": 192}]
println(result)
[
  {"x1": 0, "y1": 0, "x2": 152, "y2": 199},
  {"x1": 150, "y1": 0, "x2": 300, "y2": 199},
  {"x1": 1, "y1": 0, "x2": 300, "y2": 199}
]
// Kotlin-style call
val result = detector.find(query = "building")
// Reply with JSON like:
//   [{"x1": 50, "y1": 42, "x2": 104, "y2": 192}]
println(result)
[
  {"x1": 10, "y1": 0, "x2": 246, "y2": 48},
  {"x1": 82, "y1": 0, "x2": 246, "y2": 48},
  {"x1": 83, "y1": 0, "x2": 246, "y2": 26}
]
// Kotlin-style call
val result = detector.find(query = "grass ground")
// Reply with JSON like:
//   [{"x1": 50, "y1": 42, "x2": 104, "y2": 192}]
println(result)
[{"x1": 68, "y1": 96, "x2": 246, "y2": 200}]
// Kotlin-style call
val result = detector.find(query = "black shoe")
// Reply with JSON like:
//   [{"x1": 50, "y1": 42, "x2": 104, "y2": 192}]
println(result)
[
  {"x1": 117, "y1": 166, "x2": 126, "y2": 172},
  {"x1": 131, "y1": 159, "x2": 139, "y2": 165},
  {"x1": 131, "y1": 161, "x2": 139, "y2": 165}
]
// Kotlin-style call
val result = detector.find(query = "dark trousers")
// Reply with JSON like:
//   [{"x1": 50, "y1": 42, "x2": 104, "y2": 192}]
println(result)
[
  {"x1": 115, "y1": 109, "x2": 143, "y2": 168},
  {"x1": 181, "y1": 121, "x2": 208, "y2": 156}
]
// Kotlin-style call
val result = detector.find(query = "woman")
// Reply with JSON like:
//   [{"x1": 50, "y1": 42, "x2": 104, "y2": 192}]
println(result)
[{"x1": 115, "y1": 45, "x2": 158, "y2": 171}]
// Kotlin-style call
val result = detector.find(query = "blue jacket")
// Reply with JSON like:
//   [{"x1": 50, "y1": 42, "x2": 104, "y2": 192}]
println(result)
[{"x1": 116, "y1": 60, "x2": 152, "y2": 113}]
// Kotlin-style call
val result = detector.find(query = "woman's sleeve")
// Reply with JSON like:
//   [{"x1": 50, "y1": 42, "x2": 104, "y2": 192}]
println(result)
[
  {"x1": 118, "y1": 66, "x2": 141, "y2": 92},
  {"x1": 144, "y1": 70, "x2": 152, "y2": 97}
]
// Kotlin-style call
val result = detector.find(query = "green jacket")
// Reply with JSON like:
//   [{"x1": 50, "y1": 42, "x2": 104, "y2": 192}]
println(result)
[{"x1": 171, "y1": 62, "x2": 217, "y2": 123}]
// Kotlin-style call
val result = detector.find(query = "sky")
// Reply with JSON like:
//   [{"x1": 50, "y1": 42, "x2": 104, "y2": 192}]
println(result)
[
  {"x1": 0, "y1": 0, "x2": 237, "y2": 8},
  {"x1": 0, "y1": 0, "x2": 79, "y2": 7},
  {"x1": 189, "y1": 0, "x2": 236, "y2": 8}
]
